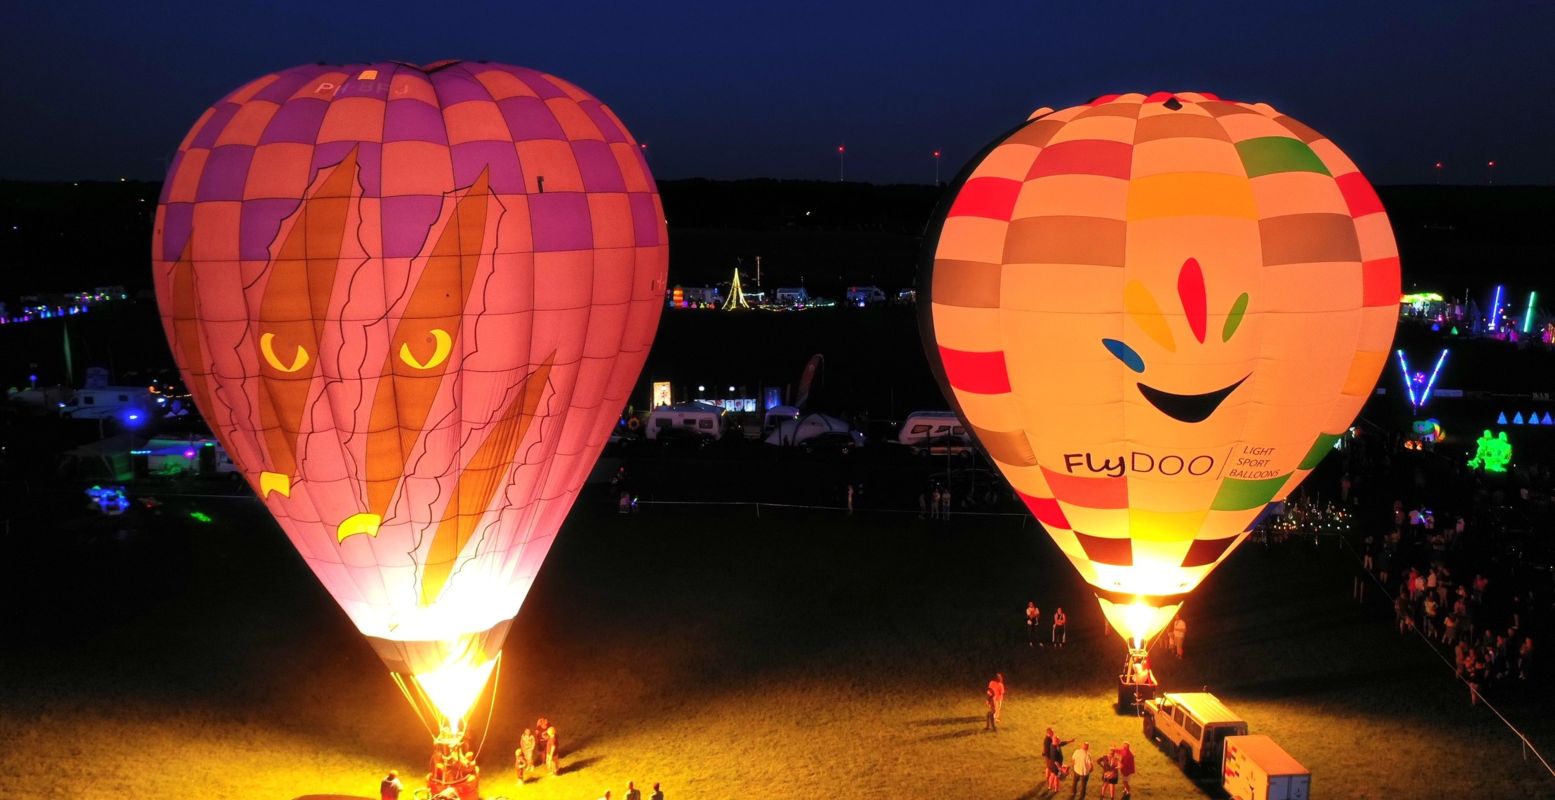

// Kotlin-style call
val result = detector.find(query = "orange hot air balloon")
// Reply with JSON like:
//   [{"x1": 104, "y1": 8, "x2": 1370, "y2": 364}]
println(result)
[
  {"x1": 921, "y1": 92, "x2": 1398, "y2": 645},
  {"x1": 152, "y1": 61, "x2": 667, "y2": 732}
]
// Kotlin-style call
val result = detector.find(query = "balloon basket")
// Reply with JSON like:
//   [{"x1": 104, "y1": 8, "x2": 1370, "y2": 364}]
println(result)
[
  {"x1": 424, "y1": 729, "x2": 482, "y2": 800},
  {"x1": 1116, "y1": 647, "x2": 1157, "y2": 713}
]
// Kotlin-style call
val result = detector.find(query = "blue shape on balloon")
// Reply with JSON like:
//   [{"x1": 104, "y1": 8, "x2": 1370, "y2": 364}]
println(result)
[{"x1": 1101, "y1": 338, "x2": 1145, "y2": 373}]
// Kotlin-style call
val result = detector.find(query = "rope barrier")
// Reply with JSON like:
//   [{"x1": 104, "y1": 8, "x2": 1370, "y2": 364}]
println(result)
[
  {"x1": 632, "y1": 498, "x2": 1030, "y2": 520},
  {"x1": 1337, "y1": 535, "x2": 1555, "y2": 779}
]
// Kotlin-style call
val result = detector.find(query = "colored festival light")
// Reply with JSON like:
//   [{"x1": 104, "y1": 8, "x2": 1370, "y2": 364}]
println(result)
[
  {"x1": 1490, "y1": 285, "x2": 1504, "y2": 330},
  {"x1": 1524, "y1": 291, "x2": 1537, "y2": 334},
  {"x1": 1397, "y1": 349, "x2": 1449, "y2": 409}
]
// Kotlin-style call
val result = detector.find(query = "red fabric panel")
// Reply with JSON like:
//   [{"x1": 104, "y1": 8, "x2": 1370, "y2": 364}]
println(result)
[{"x1": 938, "y1": 346, "x2": 1012, "y2": 394}]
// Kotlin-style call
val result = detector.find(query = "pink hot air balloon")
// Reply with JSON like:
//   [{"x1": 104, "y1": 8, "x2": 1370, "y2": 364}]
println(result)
[{"x1": 152, "y1": 61, "x2": 667, "y2": 733}]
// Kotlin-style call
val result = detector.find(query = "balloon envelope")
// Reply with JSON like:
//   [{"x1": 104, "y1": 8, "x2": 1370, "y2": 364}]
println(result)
[
  {"x1": 152, "y1": 61, "x2": 667, "y2": 720},
  {"x1": 921, "y1": 92, "x2": 1397, "y2": 642}
]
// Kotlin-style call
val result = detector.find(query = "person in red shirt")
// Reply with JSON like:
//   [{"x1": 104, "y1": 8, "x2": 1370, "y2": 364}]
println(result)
[{"x1": 987, "y1": 673, "x2": 1006, "y2": 723}]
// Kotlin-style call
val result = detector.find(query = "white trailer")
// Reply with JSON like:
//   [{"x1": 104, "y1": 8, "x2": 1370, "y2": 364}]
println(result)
[
  {"x1": 646, "y1": 401, "x2": 726, "y2": 440},
  {"x1": 896, "y1": 411, "x2": 971, "y2": 453},
  {"x1": 1223, "y1": 735, "x2": 1311, "y2": 800}
]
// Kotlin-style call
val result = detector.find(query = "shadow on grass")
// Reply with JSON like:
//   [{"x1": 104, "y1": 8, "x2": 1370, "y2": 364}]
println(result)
[
  {"x1": 557, "y1": 755, "x2": 604, "y2": 775},
  {"x1": 910, "y1": 715, "x2": 983, "y2": 727},
  {"x1": 1012, "y1": 785, "x2": 1055, "y2": 800},
  {"x1": 918, "y1": 728, "x2": 985, "y2": 742}
]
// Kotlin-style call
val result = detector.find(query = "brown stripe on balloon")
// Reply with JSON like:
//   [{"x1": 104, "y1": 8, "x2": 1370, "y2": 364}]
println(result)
[
  {"x1": 364, "y1": 170, "x2": 494, "y2": 519},
  {"x1": 420, "y1": 355, "x2": 554, "y2": 607},
  {"x1": 971, "y1": 425, "x2": 1037, "y2": 466},
  {"x1": 932, "y1": 259, "x2": 1002, "y2": 308},
  {"x1": 1133, "y1": 114, "x2": 1230, "y2": 143},
  {"x1": 1259, "y1": 213, "x2": 1362, "y2": 265},
  {"x1": 1004, "y1": 216, "x2": 1127, "y2": 266},
  {"x1": 1002, "y1": 118, "x2": 1065, "y2": 149},
  {"x1": 255, "y1": 148, "x2": 360, "y2": 482}
]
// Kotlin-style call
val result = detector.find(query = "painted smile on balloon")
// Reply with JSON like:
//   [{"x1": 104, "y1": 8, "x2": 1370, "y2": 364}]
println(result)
[{"x1": 1100, "y1": 257, "x2": 1252, "y2": 424}]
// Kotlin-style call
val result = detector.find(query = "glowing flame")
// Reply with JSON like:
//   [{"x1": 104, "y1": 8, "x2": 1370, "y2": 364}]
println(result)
[
  {"x1": 1097, "y1": 597, "x2": 1181, "y2": 649},
  {"x1": 412, "y1": 647, "x2": 498, "y2": 734}
]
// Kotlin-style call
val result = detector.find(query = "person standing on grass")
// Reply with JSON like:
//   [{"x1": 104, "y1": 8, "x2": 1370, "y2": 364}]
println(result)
[
  {"x1": 943, "y1": 487, "x2": 953, "y2": 519},
  {"x1": 379, "y1": 770, "x2": 403, "y2": 800},
  {"x1": 1050, "y1": 734, "x2": 1074, "y2": 790},
  {"x1": 1027, "y1": 602, "x2": 1041, "y2": 647},
  {"x1": 1069, "y1": 742, "x2": 1094, "y2": 799},
  {"x1": 650, "y1": 782, "x2": 665, "y2": 800},
  {"x1": 519, "y1": 725, "x2": 537, "y2": 780},
  {"x1": 988, "y1": 672, "x2": 1006, "y2": 723},
  {"x1": 1116, "y1": 742, "x2": 1135, "y2": 794},
  {"x1": 1053, "y1": 607, "x2": 1067, "y2": 647},
  {"x1": 1171, "y1": 616, "x2": 1187, "y2": 658},
  {"x1": 931, "y1": 487, "x2": 942, "y2": 520},
  {"x1": 625, "y1": 781, "x2": 642, "y2": 800},
  {"x1": 984, "y1": 685, "x2": 998, "y2": 732},
  {"x1": 544, "y1": 718, "x2": 559, "y2": 774}
]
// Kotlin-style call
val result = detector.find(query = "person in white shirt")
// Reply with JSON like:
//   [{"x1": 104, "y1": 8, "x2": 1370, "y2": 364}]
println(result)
[{"x1": 1069, "y1": 742, "x2": 1094, "y2": 799}]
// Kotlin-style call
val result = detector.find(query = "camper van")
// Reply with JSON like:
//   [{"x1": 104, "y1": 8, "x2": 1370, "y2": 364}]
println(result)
[
  {"x1": 1222, "y1": 735, "x2": 1311, "y2": 800},
  {"x1": 60, "y1": 386, "x2": 153, "y2": 421},
  {"x1": 1143, "y1": 692, "x2": 1249, "y2": 774},
  {"x1": 646, "y1": 401, "x2": 725, "y2": 441},
  {"x1": 897, "y1": 411, "x2": 971, "y2": 455},
  {"x1": 846, "y1": 286, "x2": 887, "y2": 306},
  {"x1": 775, "y1": 287, "x2": 810, "y2": 306}
]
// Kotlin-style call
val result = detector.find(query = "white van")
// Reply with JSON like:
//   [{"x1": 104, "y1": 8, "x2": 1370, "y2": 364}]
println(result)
[
  {"x1": 775, "y1": 287, "x2": 810, "y2": 306},
  {"x1": 1223, "y1": 735, "x2": 1310, "y2": 800},
  {"x1": 846, "y1": 286, "x2": 886, "y2": 306},
  {"x1": 646, "y1": 401, "x2": 725, "y2": 441},
  {"x1": 896, "y1": 411, "x2": 971, "y2": 454}
]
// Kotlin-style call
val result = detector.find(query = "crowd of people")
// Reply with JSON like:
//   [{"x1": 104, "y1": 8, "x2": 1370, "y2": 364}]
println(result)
[
  {"x1": 1339, "y1": 422, "x2": 1551, "y2": 706},
  {"x1": 596, "y1": 782, "x2": 666, "y2": 800},
  {"x1": 514, "y1": 717, "x2": 560, "y2": 781},
  {"x1": 1041, "y1": 730, "x2": 1135, "y2": 800}
]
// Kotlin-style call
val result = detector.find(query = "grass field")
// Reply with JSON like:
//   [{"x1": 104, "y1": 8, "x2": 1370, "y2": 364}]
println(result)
[{"x1": 5, "y1": 459, "x2": 1555, "y2": 799}]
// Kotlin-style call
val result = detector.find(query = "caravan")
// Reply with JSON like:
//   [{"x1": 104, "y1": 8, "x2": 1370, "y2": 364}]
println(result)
[
  {"x1": 845, "y1": 286, "x2": 886, "y2": 307},
  {"x1": 897, "y1": 411, "x2": 971, "y2": 455},
  {"x1": 646, "y1": 401, "x2": 726, "y2": 441}
]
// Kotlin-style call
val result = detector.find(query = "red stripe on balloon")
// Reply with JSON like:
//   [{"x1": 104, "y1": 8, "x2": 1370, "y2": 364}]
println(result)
[
  {"x1": 945, "y1": 177, "x2": 1022, "y2": 221},
  {"x1": 1018, "y1": 491, "x2": 1071, "y2": 529},
  {"x1": 938, "y1": 346, "x2": 1012, "y2": 394},
  {"x1": 1178, "y1": 257, "x2": 1207, "y2": 344}
]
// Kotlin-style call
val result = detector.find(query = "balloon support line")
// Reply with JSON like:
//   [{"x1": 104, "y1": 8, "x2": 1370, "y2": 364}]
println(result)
[
  {"x1": 632, "y1": 499, "x2": 1032, "y2": 521},
  {"x1": 1338, "y1": 536, "x2": 1555, "y2": 779}
]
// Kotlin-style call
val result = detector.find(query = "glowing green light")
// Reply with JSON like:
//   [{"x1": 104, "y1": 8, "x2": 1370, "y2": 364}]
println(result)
[
  {"x1": 1523, "y1": 292, "x2": 1537, "y2": 334},
  {"x1": 189, "y1": 511, "x2": 213, "y2": 523},
  {"x1": 1468, "y1": 430, "x2": 1512, "y2": 474}
]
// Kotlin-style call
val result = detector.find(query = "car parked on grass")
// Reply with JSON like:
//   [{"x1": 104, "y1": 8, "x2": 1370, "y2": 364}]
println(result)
[{"x1": 1142, "y1": 692, "x2": 1248, "y2": 775}]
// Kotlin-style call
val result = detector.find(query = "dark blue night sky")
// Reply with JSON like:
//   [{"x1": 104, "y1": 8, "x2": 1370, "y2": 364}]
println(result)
[{"x1": 3, "y1": 0, "x2": 1551, "y2": 185}]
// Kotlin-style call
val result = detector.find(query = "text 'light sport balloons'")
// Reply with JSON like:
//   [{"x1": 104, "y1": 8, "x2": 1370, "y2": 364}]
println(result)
[
  {"x1": 921, "y1": 92, "x2": 1398, "y2": 646},
  {"x1": 152, "y1": 61, "x2": 667, "y2": 731}
]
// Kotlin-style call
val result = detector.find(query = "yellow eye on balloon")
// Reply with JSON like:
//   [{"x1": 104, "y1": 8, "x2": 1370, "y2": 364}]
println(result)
[
  {"x1": 399, "y1": 328, "x2": 453, "y2": 370},
  {"x1": 259, "y1": 332, "x2": 311, "y2": 373}
]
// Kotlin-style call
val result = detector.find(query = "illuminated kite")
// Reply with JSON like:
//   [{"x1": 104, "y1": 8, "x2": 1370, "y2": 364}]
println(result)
[
  {"x1": 921, "y1": 92, "x2": 1398, "y2": 646},
  {"x1": 152, "y1": 61, "x2": 667, "y2": 731}
]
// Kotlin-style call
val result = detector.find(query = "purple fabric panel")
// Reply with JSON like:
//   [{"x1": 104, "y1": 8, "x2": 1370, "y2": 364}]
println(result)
[
  {"x1": 628, "y1": 193, "x2": 661, "y2": 247},
  {"x1": 195, "y1": 145, "x2": 256, "y2": 202},
  {"x1": 239, "y1": 198, "x2": 301, "y2": 260},
  {"x1": 530, "y1": 193, "x2": 592, "y2": 252},
  {"x1": 573, "y1": 141, "x2": 625, "y2": 192},
  {"x1": 252, "y1": 69, "x2": 318, "y2": 104},
  {"x1": 381, "y1": 195, "x2": 445, "y2": 259},
  {"x1": 452, "y1": 141, "x2": 525, "y2": 195},
  {"x1": 158, "y1": 151, "x2": 185, "y2": 204},
  {"x1": 579, "y1": 101, "x2": 626, "y2": 143},
  {"x1": 190, "y1": 104, "x2": 239, "y2": 149},
  {"x1": 161, "y1": 203, "x2": 195, "y2": 262},
  {"x1": 497, "y1": 96, "x2": 565, "y2": 141},
  {"x1": 383, "y1": 99, "x2": 447, "y2": 143},
  {"x1": 516, "y1": 70, "x2": 567, "y2": 99},
  {"x1": 311, "y1": 141, "x2": 382, "y2": 196},
  {"x1": 430, "y1": 68, "x2": 491, "y2": 105},
  {"x1": 260, "y1": 99, "x2": 329, "y2": 145},
  {"x1": 633, "y1": 147, "x2": 657, "y2": 191}
]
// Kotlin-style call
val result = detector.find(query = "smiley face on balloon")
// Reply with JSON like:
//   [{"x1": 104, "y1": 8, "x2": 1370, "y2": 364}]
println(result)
[{"x1": 922, "y1": 91, "x2": 1398, "y2": 642}]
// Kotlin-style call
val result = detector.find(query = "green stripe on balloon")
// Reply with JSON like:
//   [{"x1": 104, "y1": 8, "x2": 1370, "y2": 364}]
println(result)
[
  {"x1": 1211, "y1": 474, "x2": 1290, "y2": 511},
  {"x1": 1235, "y1": 137, "x2": 1331, "y2": 178},
  {"x1": 1222, "y1": 292, "x2": 1250, "y2": 342},
  {"x1": 1299, "y1": 433, "x2": 1342, "y2": 470}
]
